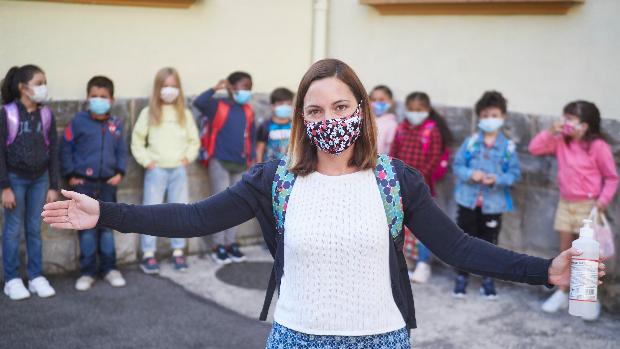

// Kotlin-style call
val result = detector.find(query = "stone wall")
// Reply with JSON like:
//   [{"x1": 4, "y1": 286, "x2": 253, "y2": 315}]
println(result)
[{"x1": 1, "y1": 95, "x2": 619, "y2": 312}]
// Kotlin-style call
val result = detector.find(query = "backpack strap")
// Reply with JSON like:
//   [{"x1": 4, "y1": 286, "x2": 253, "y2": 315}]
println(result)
[
  {"x1": 206, "y1": 100, "x2": 231, "y2": 160},
  {"x1": 271, "y1": 156, "x2": 296, "y2": 235},
  {"x1": 40, "y1": 106, "x2": 52, "y2": 147},
  {"x1": 420, "y1": 120, "x2": 436, "y2": 154},
  {"x1": 464, "y1": 133, "x2": 480, "y2": 167},
  {"x1": 374, "y1": 154, "x2": 404, "y2": 240},
  {"x1": 3, "y1": 102, "x2": 19, "y2": 146},
  {"x1": 241, "y1": 103, "x2": 254, "y2": 167}
]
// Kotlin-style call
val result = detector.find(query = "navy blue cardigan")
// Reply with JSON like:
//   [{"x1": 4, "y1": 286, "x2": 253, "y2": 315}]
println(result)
[{"x1": 97, "y1": 158, "x2": 552, "y2": 330}]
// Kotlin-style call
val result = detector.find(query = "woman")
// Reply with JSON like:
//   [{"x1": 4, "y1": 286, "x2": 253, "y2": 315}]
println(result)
[{"x1": 42, "y1": 59, "x2": 605, "y2": 348}]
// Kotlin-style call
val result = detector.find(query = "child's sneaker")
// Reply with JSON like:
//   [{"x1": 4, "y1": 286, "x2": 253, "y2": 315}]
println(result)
[
  {"x1": 104, "y1": 270, "x2": 126, "y2": 287},
  {"x1": 211, "y1": 245, "x2": 231, "y2": 265},
  {"x1": 227, "y1": 243, "x2": 246, "y2": 263},
  {"x1": 541, "y1": 289, "x2": 568, "y2": 313},
  {"x1": 140, "y1": 257, "x2": 160, "y2": 274},
  {"x1": 409, "y1": 262, "x2": 431, "y2": 284},
  {"x1": 480, "y1": 277, "x2": 498, "y2": 300},
  {"x1": 28, "y1": 276, "x2": 56, "y2": 298},
  {"x1": 4, "y1": 278, "x2": 30, "y2": 300},
  {"x1": 172, "y1": 255, "x2": 189, "y2": 271},
  {"x1": 75, "y1": 275, "x2": 96, "y2": 291},
  {"x1": 453, "y1": 275, "x2": 468, "y2": 299}
]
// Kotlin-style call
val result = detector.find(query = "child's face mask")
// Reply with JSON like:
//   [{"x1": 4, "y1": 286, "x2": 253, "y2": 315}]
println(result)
[
  {"x1": 27, "y1": 84, "x2": 48, "y2": 103},
  {"x1": 160, "y1": 87, "x2": 180, "y2": 104},
  {"x1": 274, "y1": 104, "x2": 293, "y2": 119},
  {"x1": 89, "y1": 97, "x2": 111, "y2": 115},
  {"x1": 478, "y1": 117, "x2": 504, "y2": 133}
]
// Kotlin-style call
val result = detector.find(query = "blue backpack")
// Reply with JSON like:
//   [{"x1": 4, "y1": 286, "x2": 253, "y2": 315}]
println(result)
[{"x1": 260, "y1": 154, "x2": 404, "y2": 320}]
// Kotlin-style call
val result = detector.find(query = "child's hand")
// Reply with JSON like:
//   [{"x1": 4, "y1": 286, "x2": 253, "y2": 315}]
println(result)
[
  {"x1": 181, "y1": 158, "x2": 190, "y2": 167},
  {"x1": 2, "y1": 188, "x2": 16, "y2": 210},
  {"x1": 46, "y1": 190, "x2": 59, "y2": 204},
  {"x1": 595, "y1": 200, "x2": 608, "y2": 212},
  {"x1": 107, "y1": 174, "x2": 123, "y2": 186},
  {"x1": 482, "y1": 174, "x2": 496, "y2": 186},
  {"x1": 471, "y1": 170, "x2": 485, "y2": 182},
  {"x1": 69, "y1": 177, "x2": 84, "y2": 186},
  {"x1": 213, "y1": 79, "x2": 230, "y2": 91},
  {"x1": 550, "y1": 121, "x2": 563, "y2": 135},
  {"x1": 146, "y1": 162, "x2": 157, "y2": 170}
]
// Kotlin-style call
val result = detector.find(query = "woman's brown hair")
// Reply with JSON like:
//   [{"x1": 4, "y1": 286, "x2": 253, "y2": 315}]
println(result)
[{"x1": 289, "y1": 59, "x2": 377, "y2": 176}]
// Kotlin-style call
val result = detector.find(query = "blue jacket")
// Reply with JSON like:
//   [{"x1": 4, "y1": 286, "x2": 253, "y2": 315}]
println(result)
[
  {"x1": 453, "y1": 132, "x2": 520, "y2": 214},
  {"x1": 60, "y1": 111, "x2": 127, "y2": 180},
  {"x1": 193, "y1": 89, "x2": 256, "y2": 165}
]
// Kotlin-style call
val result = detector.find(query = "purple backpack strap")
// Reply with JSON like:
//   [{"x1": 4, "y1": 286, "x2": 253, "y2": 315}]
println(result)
[
  {"x1": 3, "y1": 102, "x2": 20, "y2": 146},
  {"x1": 40, "y1": 106, "x2": 52, "y2": 147}
]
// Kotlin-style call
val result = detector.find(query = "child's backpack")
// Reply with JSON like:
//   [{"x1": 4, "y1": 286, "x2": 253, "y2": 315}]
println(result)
[
  {"x1": 3, "y1": 102, "x2": 52, "y2": 147},
  {"x1": 261, "y1": 154, "x2": 405, "y2": 320},
  {"x1": 463, "y1": 133, "x2": 516, "y2": 211},
  {"x1": 421, "y1": 119, "x2": 450, "y2": 182},
  {"x1": 199, "y1": 100, "x2": 254, "y2": 167}
]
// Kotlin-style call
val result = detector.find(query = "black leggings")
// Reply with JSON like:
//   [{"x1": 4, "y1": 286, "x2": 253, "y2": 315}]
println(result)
[{"x1": 455, "y1": 205, "x2": 502, "y2": 277}]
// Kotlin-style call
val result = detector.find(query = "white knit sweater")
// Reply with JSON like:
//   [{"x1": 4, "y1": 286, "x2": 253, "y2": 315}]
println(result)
[{"x1": 273, "y1": 169, "x2": 405, "y2": 336}]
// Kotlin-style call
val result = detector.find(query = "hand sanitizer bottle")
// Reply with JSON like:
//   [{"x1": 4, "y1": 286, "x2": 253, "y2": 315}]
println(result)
[{"x1": 568, "y1": 219, "x2": 600, "y2": 317}]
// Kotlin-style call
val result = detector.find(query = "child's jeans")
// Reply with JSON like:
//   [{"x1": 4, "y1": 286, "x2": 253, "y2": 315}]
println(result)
[
  {"x1": 74, "y1": 180, "x2": 118, "y2": 276},
  {"x1": 206, "y1": 159, "x2": 244, "y2": 247},
  {"x1": 140, "y1": 166, "x2": 188, "y2": 254},
  {"x1": 455, "y1": 205, "x2": 502, "y2": 277},
  {"x1": 2, "y1": 171, "x2": 48, "y2": 281}
]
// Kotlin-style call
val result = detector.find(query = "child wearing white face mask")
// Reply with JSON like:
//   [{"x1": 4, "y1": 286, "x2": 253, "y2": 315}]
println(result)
[
  {"x1": 390, "y1": 92, "x2": 453, "y2": 284},
  {"x1": 452, "y1": 90, "x2": 521, "y2": 300},
  {"x1": 1, "y1": 65, "x2": 60, "y2": 300},
  {"x1": 131, "y1": 67, "x2": 200, "y2": 274},
  {"x1": 256, "y1": 88, "x2": 294, "y2": 163}
]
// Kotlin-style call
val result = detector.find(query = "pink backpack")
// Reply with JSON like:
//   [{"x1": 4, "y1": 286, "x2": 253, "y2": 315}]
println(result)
[
  {"x1": 3, "y1": 102, "x2": 52, "y2": 147},
  {"x1": 421, "y1": 119, "x2": 450, "y2": 182}
]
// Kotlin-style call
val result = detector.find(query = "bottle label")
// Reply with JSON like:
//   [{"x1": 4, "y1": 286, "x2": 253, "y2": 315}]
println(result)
[{"x1": 569, "y1": 258, "x2": 598, "y2": 302}]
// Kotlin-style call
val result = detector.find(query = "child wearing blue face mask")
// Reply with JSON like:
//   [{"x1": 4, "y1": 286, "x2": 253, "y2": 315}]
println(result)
[
  {"x1": 369, "y1": 85, "x2": 398, "y2": 154},
  {"x1": 256, "y1": 88, "x2": 294, "y2": 163},
  {"x1": 60, "y1": 76, "x2": 128, "y2": 291},
  {"x1": 194, "y1": 71, "x2": 256, "y2": 265},
  {"x1": 452, "y1": 90, "x2": 520, "y2": 300}
]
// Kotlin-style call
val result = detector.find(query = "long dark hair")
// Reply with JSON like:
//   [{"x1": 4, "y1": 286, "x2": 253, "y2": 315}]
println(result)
[
  {"x1": 289, "y1": 59, "x2": 377, "y2": 176},
  {"x1": 1, "y1": 65, "x2": 44, "y2": 105},
  {"x1": 563, "y1": 100, "x2": 606, "y2": 145},
  {"x1": 405, "y1": 92, "x2": 453, "y2": 151}
]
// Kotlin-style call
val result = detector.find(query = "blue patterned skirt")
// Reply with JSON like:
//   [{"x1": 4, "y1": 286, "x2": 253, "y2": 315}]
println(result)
[{"x1": 265, "y1": 322, "x2": 410, "y2": 349}]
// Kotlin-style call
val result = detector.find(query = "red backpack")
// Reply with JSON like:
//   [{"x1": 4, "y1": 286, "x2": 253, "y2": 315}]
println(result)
[
  {"x1": 420, "y1": 119, "x2": 450, "y2": 182},
  {"x1": 199, "y1": 100, "x2": 254, "y2": 167}
]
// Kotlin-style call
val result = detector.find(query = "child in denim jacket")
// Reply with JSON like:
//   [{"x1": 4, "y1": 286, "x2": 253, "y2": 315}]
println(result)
[{"x1": 452, "y1": 91, "x2": 520, "y2": 299}]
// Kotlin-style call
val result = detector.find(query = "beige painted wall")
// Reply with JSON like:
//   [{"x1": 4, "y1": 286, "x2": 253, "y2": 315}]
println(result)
[
  {"x1": 328, "y1": 0, "x2": 620, "y2": 120},
  {"x1": 0, "y1": 0, "x2": 313, "y2": 100}
]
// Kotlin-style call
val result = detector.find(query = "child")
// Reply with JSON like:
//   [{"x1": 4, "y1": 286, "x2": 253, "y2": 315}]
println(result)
[
  {"x1": 530, "y1": 100, "x2": 618, "y2": 318},
  {"x1": 369, "y1": 85, "x2": 398, "y2": 154},
  {"x1": 389, "y1": 92, "x2": 452, "y2": 284},
  {"x1": 131, "y1": 67, "x2": 200, "y2": 274},
  {"x1": 256, "y1": 87, "x2": 294, "y2": 163},
  {"x1": 60, "y1": 76, "x2": 127, "y2": 291},
  {"x1": 452, "y1": 90, "x2": 520, "y2": 299},
  {"x1": 194, "y1": 71, "x2": 256, "y2": 265},
  {"x1": 1, "y1": 65, "x2": 60, "y2": 300}
]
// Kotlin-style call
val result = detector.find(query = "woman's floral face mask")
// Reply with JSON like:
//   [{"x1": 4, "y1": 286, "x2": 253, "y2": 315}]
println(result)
[{"x1": 304, "y1": 104, "x2": 362, "y2": 155}]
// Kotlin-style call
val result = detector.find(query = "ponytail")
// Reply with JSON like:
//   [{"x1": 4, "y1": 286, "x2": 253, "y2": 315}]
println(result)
[{"x1": 1, "y1": 65, "x2": 45, "y2": 105}]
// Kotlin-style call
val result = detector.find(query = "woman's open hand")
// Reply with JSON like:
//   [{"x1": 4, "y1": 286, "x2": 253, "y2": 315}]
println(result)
[
  {"x1": 41, "y1": 189, "x2": 100, "y2": 230},
  {"x1": 548, "y1": 248, "x2": 606, "y2": 287}
]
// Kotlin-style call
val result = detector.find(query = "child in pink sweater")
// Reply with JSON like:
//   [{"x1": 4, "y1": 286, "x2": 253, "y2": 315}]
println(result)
[
  {"x1": 529, "y1": 100, "x2": 618, "y2": 318},
  {"x1": 369, "y1": 85, "x2": 398, "y2": 154}
]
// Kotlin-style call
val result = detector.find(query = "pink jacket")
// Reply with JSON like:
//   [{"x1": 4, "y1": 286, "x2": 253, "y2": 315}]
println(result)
[
  {"x1": 529, "y1": 130, "x2": 618, "y2": 205},
  {"x1": 375, "y1": 113, "x2": 398, "y2": 154}
]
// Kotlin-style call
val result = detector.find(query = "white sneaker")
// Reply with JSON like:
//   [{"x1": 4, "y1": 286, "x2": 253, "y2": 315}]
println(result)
[
  {"x1": 4, "y1": 278, "x2": 31, "y2": 300},
  {"x1": 541, "y1": 290, "x2": 568, "y2": 313},
  {"x1": 28, "y1": 276, "x2": 56, "y2": 298},
  {"x1": 75, "y1": 275, "x2": 96, "y2": 291},
  {"x1": 582, "y1": 302, "x2": 601, "y2": 322},
  {"x1": 410, "y1": 262, "x2": 431, "y2": 284},
  {"x1": 104, "y1": 270, "x2": 126, "y2": 288}
]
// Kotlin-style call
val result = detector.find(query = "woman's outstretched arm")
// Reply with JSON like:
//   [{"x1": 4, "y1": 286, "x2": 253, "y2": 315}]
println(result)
[{"x1": 42, "y1": 162, "x2": 273, "y2": 238}]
